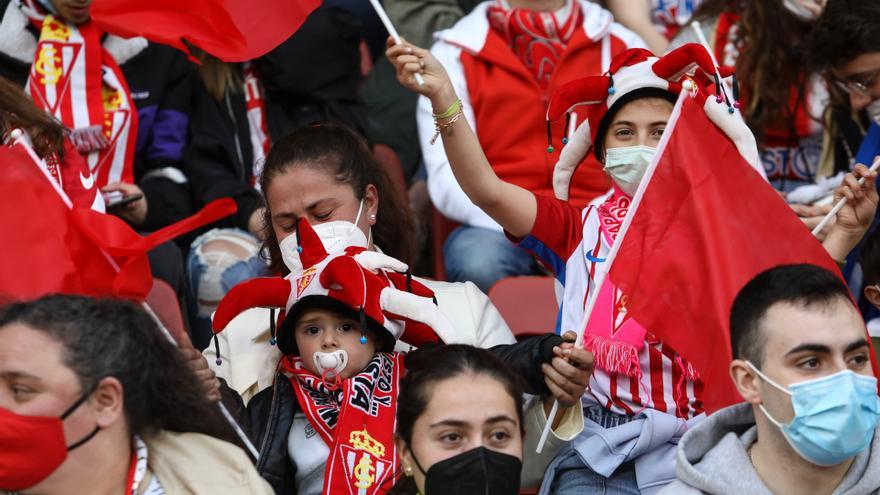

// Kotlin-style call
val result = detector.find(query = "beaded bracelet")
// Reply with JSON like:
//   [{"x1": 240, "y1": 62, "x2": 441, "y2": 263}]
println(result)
[{"x1": 430, "y1": 111, "x2": 463, "y2": 145}]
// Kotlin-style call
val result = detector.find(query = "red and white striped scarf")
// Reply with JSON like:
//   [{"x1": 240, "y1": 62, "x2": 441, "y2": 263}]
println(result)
[
  {"x1": 242, "y1": 62, "x2": 269, "y2": 190},
  {"x1": 283, "y1": 352, "x2": 403, "y2": 495},
  {"x1": 23, "y1": 1, "x2": 137, "y2": 189},
  {"x1": 487, "y1": 0, "x2": 582, "y2": 89}
]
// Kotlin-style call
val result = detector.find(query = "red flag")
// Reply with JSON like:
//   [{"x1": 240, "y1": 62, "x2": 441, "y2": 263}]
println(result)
[
  {"x1": 91, "y1": 0, "x2": 322, "y2": 62},
  {"x1": 0, "y1": 140, "x2": 236, "y2": 302},
  {"x1": 606, "y1": 94, "x2": 841, "y2": 413},
  {"x1": 0, "y1": 143, "x2": 120, "y2": 300}
]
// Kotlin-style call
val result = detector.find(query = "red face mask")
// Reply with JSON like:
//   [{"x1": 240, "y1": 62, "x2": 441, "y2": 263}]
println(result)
[{"x1": 0, "y1": 390, "x2": 100, "y2": 491}]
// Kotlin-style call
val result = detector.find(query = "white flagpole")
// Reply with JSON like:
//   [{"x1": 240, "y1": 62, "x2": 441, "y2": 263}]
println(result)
[
  {"x1": 535, "y1": 91, "x2": 689, "y2": 453},
  {"x1": 811, "y1": 156, "x2": 880, "y2": 236},
  {"x1": 368, "y1": 0, "x2": 425, "y2": 86}
]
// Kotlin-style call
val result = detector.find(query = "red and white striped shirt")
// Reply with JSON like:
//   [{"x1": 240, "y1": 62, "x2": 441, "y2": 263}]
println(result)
[{"x1": 515, "y1": 193, "x2": 704, "y2": 419}]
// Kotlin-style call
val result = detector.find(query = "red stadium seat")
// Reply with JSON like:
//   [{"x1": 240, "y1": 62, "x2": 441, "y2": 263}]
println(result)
[
  {"x1": 145, "y1": 278, "x2": 187, "y2": 343},
  {"x1": 431, "y1": 208, "x2": 459, "y2": 280},
  {"x1": 488, "y1": 276, "x2": 558, "y2": 338},
  {"x1": 372, "y1": 143, "x2": 407, "y2": 203}
]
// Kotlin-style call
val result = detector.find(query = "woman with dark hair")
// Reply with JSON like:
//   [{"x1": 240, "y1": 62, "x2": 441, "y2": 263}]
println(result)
[
  {"x1": 671, "y1": 0, "x2": 830, "y2": 195},
  {"x1": 0, "y1": 295, "x2": 272, "y2": 494},
  {"x1": 204, "y1": 122, "x2": 518, "y2": 403},
  {"x1": 392, "y1": 344, "x2": 528, "y2": 495},
  {"x1": 0, "y1": 75, "x2": 102, "y2": 210}
]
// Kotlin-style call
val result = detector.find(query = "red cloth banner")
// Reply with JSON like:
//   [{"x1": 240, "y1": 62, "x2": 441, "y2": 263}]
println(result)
[
  {"x1": 91, "y1": 0, "x2": 322, "y2": 62},
  {"x1": 607, "y1": 95, "x2": 842, "y2": 413},
  {"x1": 0, "y1": 140, "x2": 236, "y2": 302}
]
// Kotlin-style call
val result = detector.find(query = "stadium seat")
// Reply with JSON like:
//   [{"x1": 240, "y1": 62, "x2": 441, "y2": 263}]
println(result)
[
  {"x1": 488, "y1": 276, "x2": 558, "y2": 338},
  {"x1": 145, "y1": 278, "x2": 187, "y2": 343},
  {"x1": 372, "y1": 143, "x2": 408, "y2": 203},
  {"x1": 431, "y1": 207, "x2": 459, "y2": 280}
]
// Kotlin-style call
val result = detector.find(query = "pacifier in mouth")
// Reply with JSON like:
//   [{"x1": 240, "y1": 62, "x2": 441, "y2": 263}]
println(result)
[{"x1": 313, "y1": 349, "x2": 349, "y2": 378}]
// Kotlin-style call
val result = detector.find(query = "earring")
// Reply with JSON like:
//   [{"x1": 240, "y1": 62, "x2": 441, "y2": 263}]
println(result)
[
  {"x1": 370, "y1": 214, "x2": 376, "y2": 221},
  {"x1": 404, "y1": 464, "x2": 413, "y2": 476}
]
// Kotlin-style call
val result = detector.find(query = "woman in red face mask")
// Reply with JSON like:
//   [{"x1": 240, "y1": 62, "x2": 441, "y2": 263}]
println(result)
[{"x1": 0, "y1": 295, "x2": 273, "y2": 495}]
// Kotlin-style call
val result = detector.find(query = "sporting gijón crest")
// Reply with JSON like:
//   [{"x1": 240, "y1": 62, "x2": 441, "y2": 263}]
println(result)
[
  {"x1": 30, "y1": 40, "x2": 81, "y2": 116},
  {"x1": 296, "y1": 266, "x2": 318, "y2": 297},
  {"x1": 341, "y1": 429, "x2": 393, "y2": 495}
]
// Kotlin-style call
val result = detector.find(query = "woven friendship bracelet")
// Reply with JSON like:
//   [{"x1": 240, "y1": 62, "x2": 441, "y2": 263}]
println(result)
[{"x1": 432, "y1": 99, "x2": 462, "y2": 120}]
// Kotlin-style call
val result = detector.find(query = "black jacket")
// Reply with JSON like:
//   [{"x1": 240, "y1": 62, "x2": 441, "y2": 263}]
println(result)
[
  {"x1": 246, "y1": 334, "x2": 563, "y2": 494},
  {"x1": 254, "y1": 5, "x2": 375, "y2": 142},
  {"x1": 183, "y1": 72, "x2": 263, "y2": 234}
]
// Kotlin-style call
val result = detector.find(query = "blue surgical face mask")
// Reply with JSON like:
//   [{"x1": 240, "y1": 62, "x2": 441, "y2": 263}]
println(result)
[
  {"x1": 603, "y1": 145, "x2": 656, "y2": 197},
  {"x1": 747, "y1": 362, "x2": 880, "y2": 466}
]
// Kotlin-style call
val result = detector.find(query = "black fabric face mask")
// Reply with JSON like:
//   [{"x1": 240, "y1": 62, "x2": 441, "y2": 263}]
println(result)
[{"x1": 413, "y1": 446, "x2": 522, "y2": 495}]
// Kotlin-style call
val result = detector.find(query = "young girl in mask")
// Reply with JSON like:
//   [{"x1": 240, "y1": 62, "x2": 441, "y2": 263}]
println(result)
[
  {"x1": 210, "y1": 218, "x2": 592, "y2": 494},
  {"x1": 393, "y1": 344, "x2": 528, "y2": 495},
  {"x1": 388, "y1": 40, "x2": 760, "y2": 491}
]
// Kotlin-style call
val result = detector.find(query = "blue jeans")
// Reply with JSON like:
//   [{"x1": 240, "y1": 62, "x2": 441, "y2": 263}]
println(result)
[
  {"x1": 548, "y1": 451, "x2": 640, "y2": 495},
  {"x1": 541, "y1": 406, "x2": 641, "y2": 495},
  {"x1": 443, "y1": 226, "x2": 539, "y2": 292},
  {"x1": 186, "y1": 228, "x2": 268, "y2": 350}
]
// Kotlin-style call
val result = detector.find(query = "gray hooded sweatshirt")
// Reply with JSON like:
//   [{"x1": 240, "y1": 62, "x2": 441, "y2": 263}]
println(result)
[{"x1": 660, "y1": 402, "x2": 880, "y2": 495}]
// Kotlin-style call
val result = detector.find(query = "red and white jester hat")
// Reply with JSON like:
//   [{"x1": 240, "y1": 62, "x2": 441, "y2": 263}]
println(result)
[
  {"x1": 210, "y1": 218, "x2": 455, "y2": 359},
  {"x1": 546, "y1": 43, "x2": 763, "y2": 200}
]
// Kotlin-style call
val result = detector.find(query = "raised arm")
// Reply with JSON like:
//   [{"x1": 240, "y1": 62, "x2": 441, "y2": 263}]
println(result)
[{"x1": 386, "y1": 38, "x2": 537, "y2": 238}]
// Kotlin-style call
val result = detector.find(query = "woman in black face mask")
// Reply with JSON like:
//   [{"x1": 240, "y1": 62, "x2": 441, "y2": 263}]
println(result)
[{"x1": 393, "y1": 345, "x2": 526, "y2": 495}]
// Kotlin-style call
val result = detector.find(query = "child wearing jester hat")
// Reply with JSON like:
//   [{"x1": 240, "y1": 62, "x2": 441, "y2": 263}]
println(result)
[
  {"x1": 209, "y1": 217, "x2": 452, "y2": 495},
  {"x1": 211, "y1": 218, "x2": 592, "y2": 494},
  {"x1": 388, "y1": 38, "x2": 762, "y2": 492}
]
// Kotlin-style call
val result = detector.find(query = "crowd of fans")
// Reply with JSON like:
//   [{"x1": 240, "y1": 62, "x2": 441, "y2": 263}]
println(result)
[{"x1": 3, "y1": 0, "x2": 880, "y2": 493}]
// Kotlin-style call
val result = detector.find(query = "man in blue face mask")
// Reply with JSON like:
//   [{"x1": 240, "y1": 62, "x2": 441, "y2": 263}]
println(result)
[{"x1": 663, "y1": 264, "x2": 880, "y2": 495}]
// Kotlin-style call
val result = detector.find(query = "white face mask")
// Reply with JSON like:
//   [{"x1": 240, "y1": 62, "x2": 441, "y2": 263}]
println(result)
[
  {"x1": 782, "y1": 0, "x2": 822, "y2": 21},
  {"x1": 603, "y1": 145, "x2": 656, "y2": 197},
  {"x1": 279, "y1": 199, "x2": 370, "y2": 272}
]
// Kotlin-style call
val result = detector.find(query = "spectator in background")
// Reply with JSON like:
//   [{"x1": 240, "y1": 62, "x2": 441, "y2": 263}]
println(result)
[
  {"x1": 662, "y1": 264, "x2": 880, "y2": 495},
  {"x1": 254, "y1": 5, "x2": 375, "y2": 142},
  {"x1": 361, "y1": 0, "x2": 481, "y2": 183},
  {"x1": 0, "y1": 295, "x2": 272, "y2": 494},
  {"x1": 603, "y1": 0, "x2": 704, "y2": 55},
  {"x1": 810, "y1": 0, "x2": 880, "y2": 188},
  {"x1": 183, "y1": 53, "x2": 269, "y2": 349},
  {"x1": 417, "y1": 0, "x2": 646, "y2": 292},
  {"x1": 359, "y1": 0, "x2": 478, "y2": 271},
  {"x1": 0, "y1": 0, "x2": 195, "y2": 296},
  {"x1": 673, "y1": 0, "x2": 830, "y2": 195}
]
